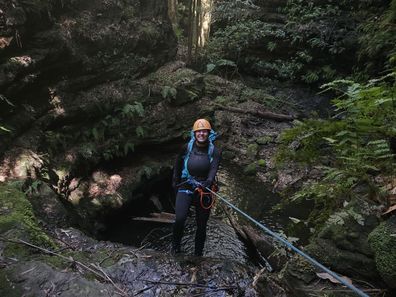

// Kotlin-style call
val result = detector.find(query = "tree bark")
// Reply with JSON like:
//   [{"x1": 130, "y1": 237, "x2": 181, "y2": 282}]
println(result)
[
  {"x1": 194, "y1": 0, "x2": 202, "y2": 56},
  {"x1": 167, "y1": 0, "x2": 178, "y2": 28},
  {"x1": 200, "y1": 0, "x2": 213, "y2": 47},
  {"x1": 187, "y1": 0, "x2": 195, "y2": 63}
]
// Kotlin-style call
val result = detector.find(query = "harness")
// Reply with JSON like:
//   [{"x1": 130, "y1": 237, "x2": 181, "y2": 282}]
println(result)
[{"x1": 178, "y1": 183, "x2": 218, "y2": 209}]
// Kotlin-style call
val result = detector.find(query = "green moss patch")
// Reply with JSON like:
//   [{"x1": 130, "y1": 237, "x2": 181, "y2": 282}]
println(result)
[
  {"x1": 368, "y1": 219, "x2": 396, "y2": 288},
  {"x1": 0, "y1": 269, "x2": 22, "y2": 297},
  {"x1": 0, "y1": 184, "x2": 56, "y2": 256},
  {"x1": 256, "y1": 136, "x2": 273, "y2": 145},
  {"x1": 246, "y1": 143, "x2": 259, "y2": 159},
  {"x1": 243, "y1": 163, "x2": 257, "y2": 175},
  {"x1": 257, "y1": 159, "x2": 266, "y2": 167}
]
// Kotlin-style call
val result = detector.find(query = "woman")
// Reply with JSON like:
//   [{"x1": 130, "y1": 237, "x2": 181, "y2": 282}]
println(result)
[{"x1": 172, "y1": 119, "x2": 222, "y2": 256}]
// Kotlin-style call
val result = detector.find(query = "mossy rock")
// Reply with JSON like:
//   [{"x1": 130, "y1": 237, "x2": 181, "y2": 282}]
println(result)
[
  {"x1": 243, "y1": 163, "x2": 257, "y2": 176},
  {"x1": 304, "y1": 238, "x2": 378, "y2": 280},
  {"x1": 0, "y1": 184, "x2": 56, "y2": 256},
  {"x1": 256, "y1": 136, "x2": 273, "y2": 145},
  {"x1": 368, "y1": 217, "x2": 396, "y2": 288},
  {"x1": 283, "y1": 253, "x2": 316, "y2": 285},
  {"x1": 302, "y1": 200, "x2": 380, "y2": 280}
]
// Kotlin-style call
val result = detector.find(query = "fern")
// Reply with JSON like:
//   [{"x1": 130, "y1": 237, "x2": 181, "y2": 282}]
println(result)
[{"x1": 277, "y1": 72, "x2": 396, "y2": 224}]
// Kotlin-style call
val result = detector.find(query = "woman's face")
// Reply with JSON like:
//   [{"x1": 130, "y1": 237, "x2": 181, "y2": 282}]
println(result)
[{"x1": 195, "y1": 129, "x2": 209, "y2": 143}]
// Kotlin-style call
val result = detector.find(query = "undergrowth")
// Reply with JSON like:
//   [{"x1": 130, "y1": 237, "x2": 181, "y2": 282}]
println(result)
[{"x1": 276, "y1": 71, "x2": 396, "y2": 225}]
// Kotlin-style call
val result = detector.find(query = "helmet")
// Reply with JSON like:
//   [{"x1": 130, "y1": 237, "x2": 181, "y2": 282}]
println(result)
[{"x1": 193, "y1": 119, "x2": 211, "y2": 132}]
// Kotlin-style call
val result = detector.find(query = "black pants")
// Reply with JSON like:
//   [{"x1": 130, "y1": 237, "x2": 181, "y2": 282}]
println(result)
[{"x1": 172, "y1": 191, "x2": 211, "y2": 256}]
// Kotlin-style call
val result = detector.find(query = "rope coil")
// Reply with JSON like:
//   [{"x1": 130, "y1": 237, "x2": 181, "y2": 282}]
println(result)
[{"x1": 195, "y1": 187, "x2": 217, "y2": 209}]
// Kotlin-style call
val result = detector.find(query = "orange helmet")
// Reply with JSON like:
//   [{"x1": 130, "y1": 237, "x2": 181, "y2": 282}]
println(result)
[{"x1": 192, "y1": 119, "x2": 211, "y2": 132}]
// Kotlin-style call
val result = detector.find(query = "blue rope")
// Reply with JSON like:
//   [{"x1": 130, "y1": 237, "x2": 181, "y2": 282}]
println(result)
[{"x1": 195, "y1": 181, "x2": 370, "y2": 297}]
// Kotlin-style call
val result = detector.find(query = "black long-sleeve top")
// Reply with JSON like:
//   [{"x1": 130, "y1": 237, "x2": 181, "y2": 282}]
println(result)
[{"x1": 172, "y1": 142, "x2": 221, "y2": 190}]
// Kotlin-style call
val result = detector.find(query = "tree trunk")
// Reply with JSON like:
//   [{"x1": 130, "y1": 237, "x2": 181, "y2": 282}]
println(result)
[
  {"x1": 167, "y1": 0, "x2": 178, "y2": 28},
  {"x1": 187, "y1": 0, "x2": 213, "y2": 62},
  {"x1": 199, "y1": 0, "x2": 212, "y2": 47},
  {"x1": 187, "y1": 0, "x2": 195, "y2": 63},
  {"x1": 194, "y1": 0, "x2": 202, "y2": 56}
]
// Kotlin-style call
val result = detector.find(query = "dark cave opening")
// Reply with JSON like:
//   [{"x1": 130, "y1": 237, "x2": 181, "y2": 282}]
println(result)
[{"x1": 97, "y1": 167, "x2": 176, "y2": 247}]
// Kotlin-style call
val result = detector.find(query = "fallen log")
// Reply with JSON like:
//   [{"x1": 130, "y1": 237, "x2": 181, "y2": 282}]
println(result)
[
  {"x1": 219, "y1": 204, "x2": 287, "y2": 271},
  {"x1": 132, "y1": 217, "x2": 175, "y2": 223},
  {"x1": 132, "y1": 212, "x2": 176, "y2": 224},
  {"x1": 214, "y1": 103, "x2": 295, "y2": 121},
  {"x1": 149, "y1": 212, "x2": 176, "y2": 220}
]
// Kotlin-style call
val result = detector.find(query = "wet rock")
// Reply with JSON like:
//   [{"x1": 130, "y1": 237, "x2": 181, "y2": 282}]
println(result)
[
  {"x1": 253, "y1": 269, "x2": 288, "y2": 297},
  {"x1": 282, "y1": 199, "x2": 382, "y2": 294},
  {"x1": 0, "y1": 148, "x2": 44, "y2": 182},
  {"x1": 106, "y1": 254, "x2": 258, "y2": 297},
  {"x1": 0, "y1": 208, "x2": 260, "y2": 297},
  {"x1": 4, "y1": 261, "x2": 116, "y2": 297},
  {"x1": 29, "y1": 182, "x2": 69, "y2": 229},
  {"x1": 0, "y1": 184, "x2": 55, "y2": 253},
  {"x1": 140, "y1": 215, "x2": 250, "y2": 263},
  {"x1": 272, "y1": 167, "x2": 307, "y2": 192}
]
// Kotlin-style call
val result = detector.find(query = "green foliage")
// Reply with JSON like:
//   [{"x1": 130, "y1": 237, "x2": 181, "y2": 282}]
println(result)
[
  {"x1": 358, "y1": 0, "x2": 396, "y2": 73},
  {"x1": 243, "y1": 162, "x2": 257, "y2": 175},
  {"x1": 205, "y1": 20, "x2": 286, "y2": 62},
  {"x1": 44, "y1": 101, "x2": 145, "y2": 161},
  {"x1": 24, "y1": 180, "x2": 42, "y2": 196},
  {"x1": 213, "y1": 0, "x2": 259, "y2": 23},
  {"x1": 161, "y1": 86, "x2": 177, "y2": 100},
  {"x1": 205, "y1": 0, "x2": 392, "y2": 84},
  {"x1": 120, "y1": 102, "x2": 144, "y2": 118},
  {"x1": 206, "y1": 59, "x2": 237, "y2": 74},
  {"x1": 277, "y1": 72, "x2": 396, "y2": 224},
  {"x1": 257, "y1": 159, "x2": 266, "y2": 167}
]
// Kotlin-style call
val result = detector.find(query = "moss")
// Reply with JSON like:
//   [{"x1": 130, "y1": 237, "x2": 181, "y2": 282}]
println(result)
[
  {"x1": 256, "y1": 136, "x2": 273, "y2": 145},
  {"x1": 214, "y1": 96, "x2": 229, "y2": 105},
  {"x1": 257, "y1": 159, "x2": 266, "y2": 167},
  {"x1": 0, "y1": 184, "x2": 56, "y2": 255},
  {"x1": 368, "y1": 220, "x2": 396, "y2": 288},
  {"x1": 0, "y1": 269, "x2": 22, "y2": 297},
  {"x1": 243, "y1": 163, "x2": 257, "y2": 175},
  {"x1": 246, "y1": 143, "x2": 259, "y2": 159}
]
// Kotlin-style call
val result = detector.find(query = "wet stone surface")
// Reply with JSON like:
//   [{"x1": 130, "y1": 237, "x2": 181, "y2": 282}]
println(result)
[
  {"x1": 3, "y1": 227, "x2": 258, "y2": 297},
  {"x1": 107, "y1": 253, "x2": 257, "y2": 297},
  {"x1": 140, "y1": 216, "x2": 249, "y2": 263}
]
